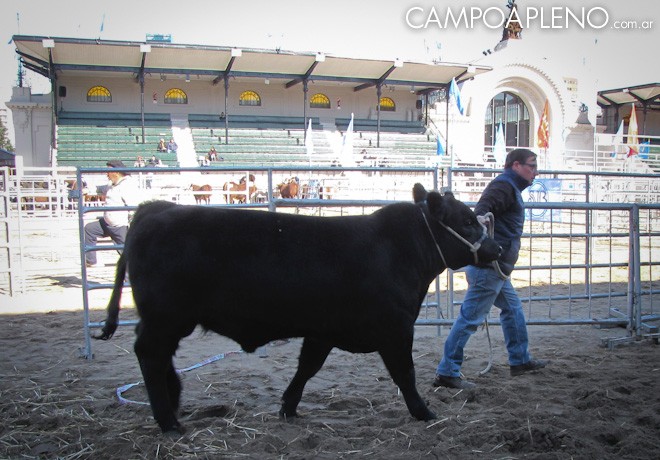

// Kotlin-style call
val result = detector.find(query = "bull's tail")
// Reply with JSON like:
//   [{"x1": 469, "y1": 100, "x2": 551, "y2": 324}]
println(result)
[{"x1": 94, "y1": 252, "x2": 127, "y2": 340}]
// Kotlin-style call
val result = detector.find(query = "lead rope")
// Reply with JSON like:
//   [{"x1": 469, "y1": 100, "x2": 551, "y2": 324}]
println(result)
[
  {"x1": 420, "y1": 208, "x2": 501, "y2": 375},
  {"x1": 478, "y1": 212, "x2": 509, "y2": 375},
  {"x1": 420, "y1": 210, "x2": 449, "y2": 268}
]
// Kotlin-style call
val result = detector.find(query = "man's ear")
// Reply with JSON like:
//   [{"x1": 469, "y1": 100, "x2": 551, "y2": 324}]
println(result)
[{"x1": 413, "y1": 183, "x2": 427, "y2": 203}]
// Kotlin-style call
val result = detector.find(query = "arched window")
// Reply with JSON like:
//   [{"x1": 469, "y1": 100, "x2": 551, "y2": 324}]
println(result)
[
  {"x1": 86, "y1": 86, "x2": 112, "y2": 103},
  {"x1": 484, "y1": 92, "x2": 530, "y2": 147},
  {"x1": 379, "y1": 97, "x2": 396, "y2": 112},
  {"x1": 164, "y1": 88, "x2": 188, "y2": 104},
  {"x1": 310, "y1": 93, "x2": 330, "y2": 109},
  {"x1": 239, "y1": 90, "x2": 261, "y2": 106}
]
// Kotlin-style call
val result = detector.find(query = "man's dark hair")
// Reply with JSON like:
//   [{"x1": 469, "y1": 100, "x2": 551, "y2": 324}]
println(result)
[{"x1": 504, "y1": 148, "x2": 536, "y2": 169}]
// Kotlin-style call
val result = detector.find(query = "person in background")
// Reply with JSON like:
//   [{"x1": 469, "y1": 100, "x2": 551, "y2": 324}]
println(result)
[
  {"x1": 433, "y1": 148, "x2": 549, "y2": 389},
  {"x1": 133, "y1": 156, "x2": 145, "y2": 167},
  {"x1": 167, "y1": 138, "x2": 178, "y2": 153},
  {"x1": 157, "y1": 138, "x2": 167, "y2": 152},
  {"x1": 84, "y1": 160, "x2": 142, "y2": 267},
  {"x1": 208, "y1": 146, "x2": 218, "y2": 162}
]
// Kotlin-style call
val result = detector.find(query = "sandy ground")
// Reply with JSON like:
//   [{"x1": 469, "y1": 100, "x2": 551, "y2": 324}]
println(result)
[{"x1": 1, "y1": 282, "x2": 659, "y2": 460}]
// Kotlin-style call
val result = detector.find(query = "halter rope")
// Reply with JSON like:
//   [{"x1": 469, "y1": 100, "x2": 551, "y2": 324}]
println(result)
[
  {"x1": 420, "y1": 208, "x2": 489, "y2": 267},
  {"x1": 476, "y1": 212, "x2": 509, "y2": 376}
]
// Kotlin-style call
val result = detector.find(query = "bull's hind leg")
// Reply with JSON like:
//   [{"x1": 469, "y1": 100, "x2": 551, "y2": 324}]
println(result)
[
  {"x1": 379, "y1": 345, "x2": 436, "y2": 421},
  {"x1": 280, "y1": 338, "x2": 332, "y2": 419},
  {"x1": 134, "y1": 321, "x2": 185, "y2": 433}
]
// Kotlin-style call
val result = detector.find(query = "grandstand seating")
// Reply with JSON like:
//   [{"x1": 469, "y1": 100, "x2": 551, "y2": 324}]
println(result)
[
  {"x1": 335, "y1": 117, "x2": 425, "y2": 134},
  {"x1": 54, "y1": 111, "x2": 443, "y2": 168},
  {"x1": 189, "y1": 114, "x2": 321, "y2": 131},
  {"x1": 56, "y1": 112, "x2": 175, "y2": 167},
  {"x1": 57, "y1": 111, "x2": 172, "y2": 127}
]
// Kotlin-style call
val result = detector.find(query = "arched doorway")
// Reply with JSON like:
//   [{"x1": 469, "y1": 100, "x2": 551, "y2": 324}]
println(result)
[{"x1": 484, "y1": 92, "x2": 530, "y2": 148}]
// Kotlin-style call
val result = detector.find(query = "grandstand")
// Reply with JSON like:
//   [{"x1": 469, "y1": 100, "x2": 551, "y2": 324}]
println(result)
[
  {"x1": 10, "y1": 35, "x2": 659, "y2": 174},
  {"x1": 54, "y1": 111, "x2": 446, "y2": 169},
  {"x1": 10, "y1": 35, "x2": 488, "y2": 169}
]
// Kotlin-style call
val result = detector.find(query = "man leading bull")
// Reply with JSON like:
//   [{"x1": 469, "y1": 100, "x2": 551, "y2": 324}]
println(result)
[{"x1": 433, "y1": 148, "x2": 549, "y2": 389}]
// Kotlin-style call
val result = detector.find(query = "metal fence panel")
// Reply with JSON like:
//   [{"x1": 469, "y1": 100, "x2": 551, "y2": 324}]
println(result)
[{"x1": 2, "y1": 166, "x2": 657, "y2": 356}]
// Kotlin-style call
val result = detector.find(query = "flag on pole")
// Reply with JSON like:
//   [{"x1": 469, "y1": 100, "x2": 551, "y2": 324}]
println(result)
[
  {"x1": 436, "y1": 134, "x2": 445, "y2": 155},
  {"x1": 493, "y1": 122, "x2": 506, "y2": 166},
  {"x1": 537, "y1": 99, "x2": 550, "y2": 149},
  {"x1": 448, "y1": 78, "x2": 464, "y2": 115},
  {"x1": 611, "y1": 120, "x2": 624, "y2": 158},
  {"x1": 305, "y1": 118, "x2": 314, "y2": 156},
  {"x1": 341, "y1": 113, "x2": 354, "y2": 159},
  {"x1": 626, "y1": 103, "x2": 639, "y2": 158}
]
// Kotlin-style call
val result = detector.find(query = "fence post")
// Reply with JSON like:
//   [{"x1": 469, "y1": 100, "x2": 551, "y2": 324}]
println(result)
[
  {"x1": 0, "y1": 168, "x2": 13, "y2": 295},
  {"x1": 77, "y1": 167, "x2": 94, "y2": 359},
  {"x1": 630, "y1": 204, "x2": 642, "y2": 338}
]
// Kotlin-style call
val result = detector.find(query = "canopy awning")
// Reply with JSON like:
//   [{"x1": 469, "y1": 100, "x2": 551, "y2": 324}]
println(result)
[
  {"x1": 597, "y1": 83, "x2": 660, "y2": 111},
  {"x1": 13, "y1": 35, "x2": 491, "y2": 93}
]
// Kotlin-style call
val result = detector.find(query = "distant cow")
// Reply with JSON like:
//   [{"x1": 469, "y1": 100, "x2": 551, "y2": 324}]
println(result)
[
  {"x1": 223, "y1": 175, "x2": 256, "y2": 204},
  {"x1": 95, "y1": 184, "x2": 500, "y2": 433},
  {"x1": 278, "y1": 177, "x2": 299, "y2": 198},
  {"x1": 190, "y1": 184, "x2": 212, "y2": 205}
]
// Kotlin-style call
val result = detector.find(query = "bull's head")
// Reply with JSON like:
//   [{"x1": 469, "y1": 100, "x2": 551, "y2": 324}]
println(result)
[{"x1": 413, "y1": 183, "x2": 501, "y2": 270}]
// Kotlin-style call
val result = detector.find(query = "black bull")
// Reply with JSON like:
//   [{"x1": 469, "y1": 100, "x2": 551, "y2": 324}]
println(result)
[{"x1": 96, "y1": 184, "x2": 500, "y2": 433}]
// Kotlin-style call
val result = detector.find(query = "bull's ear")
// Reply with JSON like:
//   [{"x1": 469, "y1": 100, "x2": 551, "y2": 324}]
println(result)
[
  {"x1": 413, "y1": 183, "x2": 427, "y2": 203},
  {"x1": 426, "y1": 191, "x2": 447, "y2": 220}
]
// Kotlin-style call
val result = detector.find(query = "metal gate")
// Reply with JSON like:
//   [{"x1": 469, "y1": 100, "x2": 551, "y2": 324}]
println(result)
[
  {"x1": 77, "y1": 165, "x2": 440, "y2": 357},
  {"x1": 66, "y1": 165, "x2": 659, "y2": 357},
  {"x1": 0, "y1": 167, "x2": 79, "y2": 295}
]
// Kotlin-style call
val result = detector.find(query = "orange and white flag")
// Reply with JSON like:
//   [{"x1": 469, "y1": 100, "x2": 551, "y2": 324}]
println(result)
[
  {"x1": 626, "y1": 103, "x2": 639, "y2": 158},
  {"x1": 537, "y1": 99, "x2": 550, "y2": 149}
]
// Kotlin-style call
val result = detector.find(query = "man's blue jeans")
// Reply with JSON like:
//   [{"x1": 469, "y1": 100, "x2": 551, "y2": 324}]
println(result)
[{"x1": 436, "y1": 265, "x2": 530, "y2": 377}]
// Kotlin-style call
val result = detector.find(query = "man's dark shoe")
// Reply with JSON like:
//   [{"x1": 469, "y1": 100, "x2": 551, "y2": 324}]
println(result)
[
  {"x1": 433, "y1": 374, "x2": 476, "y2": 389},
  {"x1": 510, "y1": 359, "x2": 549, "y2": 377}
]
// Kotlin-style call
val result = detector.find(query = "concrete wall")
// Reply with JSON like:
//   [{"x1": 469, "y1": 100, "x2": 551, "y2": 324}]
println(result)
[
  {"x1": 6, "y1": 87, "x2": 52, "y2": 167},
  {"x1": 54, "y1": 75, "x2": 421, "y2": 122}
]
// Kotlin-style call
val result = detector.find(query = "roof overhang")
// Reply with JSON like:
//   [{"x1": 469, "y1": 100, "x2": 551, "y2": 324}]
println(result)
[
  {"x1": 597, "y1": 83, "x2": 660, "y2": 111},
  {"x1": 12, "y1": 35, "x2": 491, "y2": 93}
]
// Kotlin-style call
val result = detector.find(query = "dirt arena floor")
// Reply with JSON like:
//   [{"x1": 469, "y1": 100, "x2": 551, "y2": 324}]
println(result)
[{"x1": 1, "y1": 284, "x2": 659, "y2": 460}]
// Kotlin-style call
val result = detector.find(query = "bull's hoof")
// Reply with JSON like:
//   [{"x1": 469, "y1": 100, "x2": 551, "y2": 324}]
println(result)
[
  {"x1": 409, "y1": 402, "x2": 436, "y2": 421},
  {"x1": 161, "y1": 421, "x2": 185, "y2": 436},
  {"x1": 278, "y1": 407, "x2": 299, "y2": 420},
  {"x1": 421, "y1": 409, "x2": 436, "y2": 421}
]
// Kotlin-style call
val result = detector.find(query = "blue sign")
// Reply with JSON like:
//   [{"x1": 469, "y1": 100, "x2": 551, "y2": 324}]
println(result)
[{"x1": 523, "y1": 179, "x2": 562, "y2": 222}]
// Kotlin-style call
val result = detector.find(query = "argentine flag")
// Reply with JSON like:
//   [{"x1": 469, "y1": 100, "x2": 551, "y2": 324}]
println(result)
[{"x1": 449, "y1": 78, "x2": 464, "y2": 116}]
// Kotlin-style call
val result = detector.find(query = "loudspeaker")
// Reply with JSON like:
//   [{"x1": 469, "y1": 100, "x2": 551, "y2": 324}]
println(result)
[
  {"x1": 58, "y1": 86, "x2": 67, "y2": 97},
  {"x1": 415, "y1": 99, "x2": 423, "y2": 109}
]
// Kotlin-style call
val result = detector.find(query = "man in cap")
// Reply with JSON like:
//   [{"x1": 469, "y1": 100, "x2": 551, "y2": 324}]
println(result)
[{"x1": 84, "y1": 160, "x2": 142, "y2": 267}]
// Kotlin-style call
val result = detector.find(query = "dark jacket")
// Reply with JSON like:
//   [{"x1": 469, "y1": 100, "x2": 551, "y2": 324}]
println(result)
[{"x1": 474, "y1": 168, "x2": 530, "y2": 275}]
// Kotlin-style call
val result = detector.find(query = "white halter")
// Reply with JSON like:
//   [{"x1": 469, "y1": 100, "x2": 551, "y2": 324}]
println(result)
[{"x1": 420, "y1": 209, "x2": 489, "y2": 267}]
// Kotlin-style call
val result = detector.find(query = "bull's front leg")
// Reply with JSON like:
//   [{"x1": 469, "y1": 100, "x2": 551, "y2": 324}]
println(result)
[
  {"x1": 280, "y1": 338, "x2": 333, "y2": 419},
  {"x1": 379, "y1": 346, "x2": 436, "y2": 421}
]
